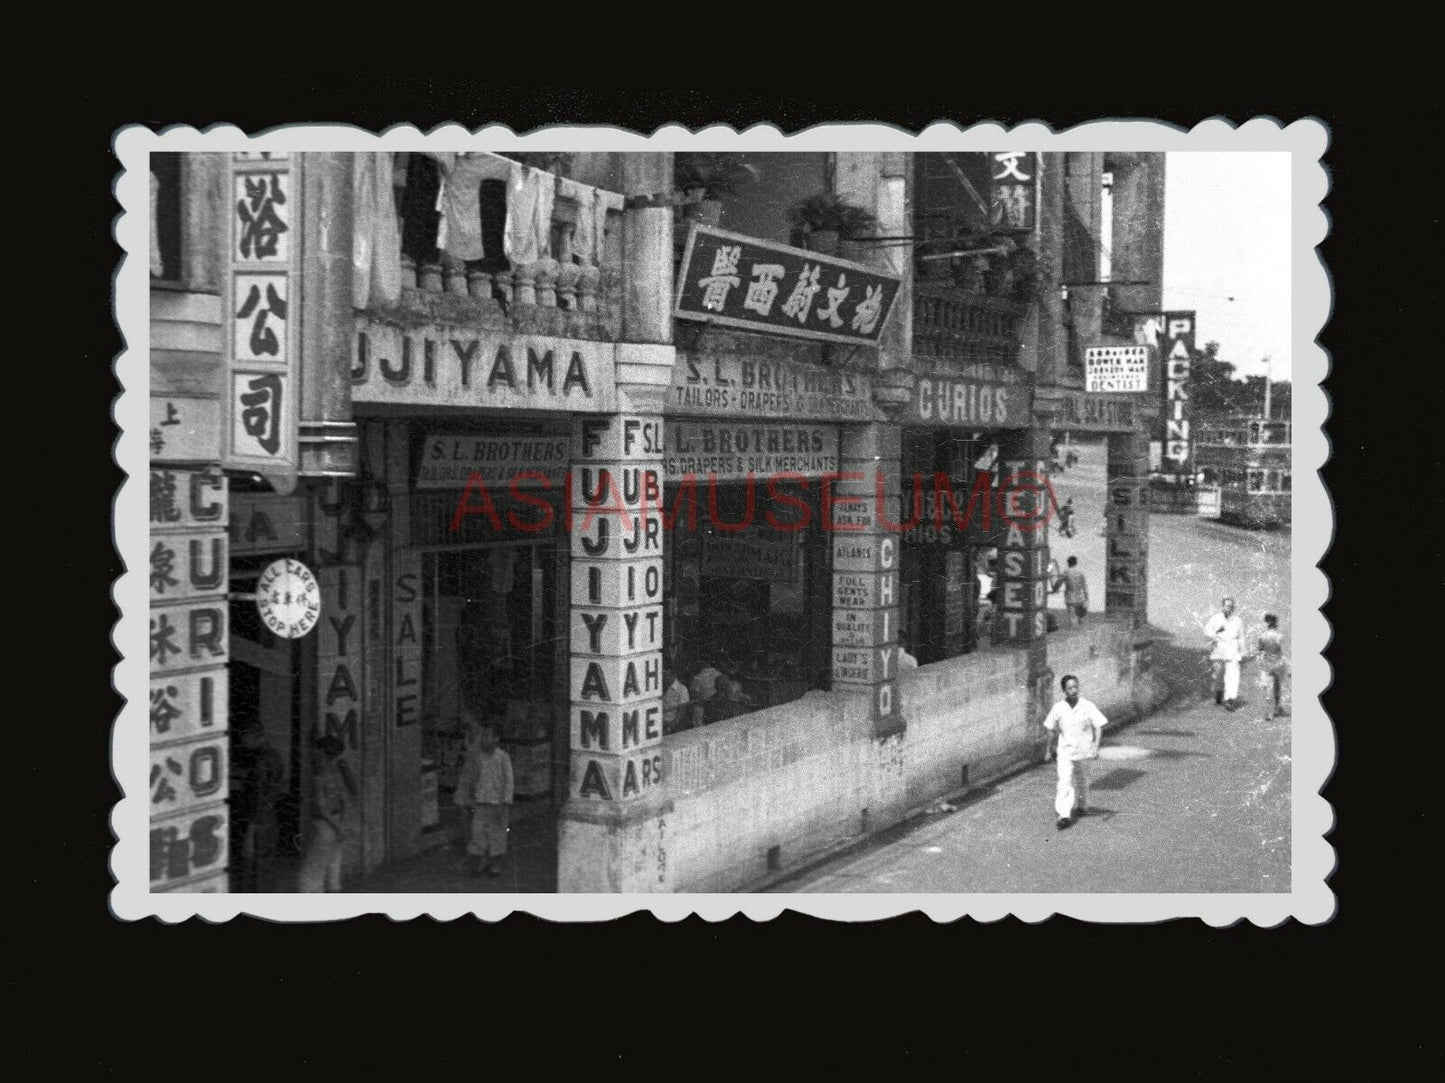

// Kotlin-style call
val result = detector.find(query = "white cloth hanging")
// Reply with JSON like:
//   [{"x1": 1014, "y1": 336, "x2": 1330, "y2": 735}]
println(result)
[
  {"x1": 435, "y1": 152, "x2": 516, "y2": 261},
  {"x1": 504, "y1": 165, "x2": 552, "y2": 265},
  {"x1": 556, "y1": 176, "x2": 598, "y2": 264},
  {"x1": 352, "y1": 152, "x2": 402, "y2": 308}
]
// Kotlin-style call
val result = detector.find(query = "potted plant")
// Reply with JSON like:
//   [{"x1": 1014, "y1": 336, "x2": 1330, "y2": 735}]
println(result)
[
  {"x1": 788, "y1": 192, "x2": 878, "y2": 255},
  {"x1": 673, "y1": 153, "x2": 756, "y2": 226}
]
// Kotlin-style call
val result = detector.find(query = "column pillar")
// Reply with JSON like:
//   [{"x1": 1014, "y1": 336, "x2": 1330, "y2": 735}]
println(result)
[
  {"x1": 1105, "y1": 430, "x2": 1151, "y2": 626},
  {"x1": 996, "y1": 429, "x2": 1054, "y2": 740},
  {"x1": 830, "y1": 422, "x2": 904, "y2": 737},
  {"x1": 559, "y1": 413, "x2": 671, "y2": 892}
]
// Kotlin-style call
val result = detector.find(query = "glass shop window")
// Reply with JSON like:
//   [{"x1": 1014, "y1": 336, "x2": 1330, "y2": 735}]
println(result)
[{"x1": 664, "y1": 478, "x2": 830, "y2": 732}]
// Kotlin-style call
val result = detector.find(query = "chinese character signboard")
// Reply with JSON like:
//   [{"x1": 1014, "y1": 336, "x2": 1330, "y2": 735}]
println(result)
[
  {"x1": 222, "y1": 154, "x2": 299, "y2": 485},
  {"x1": 990, "y1": 152, "x2": 1038, "y2": 233},
  {"x1": 149, "y1": 466, "x2": 230, "y2": 892},
  {"x1": 674, "y1": 225, "x2": 901, "y2": 347},
  {"x1": 1084, "y1": 345, "x2": 1151, "y2": 393}
]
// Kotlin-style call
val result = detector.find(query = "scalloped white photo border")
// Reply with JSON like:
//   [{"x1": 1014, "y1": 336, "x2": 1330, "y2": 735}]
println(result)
[{"x1": 112, "y1": 118, "x2": 1332, "y2": 924}]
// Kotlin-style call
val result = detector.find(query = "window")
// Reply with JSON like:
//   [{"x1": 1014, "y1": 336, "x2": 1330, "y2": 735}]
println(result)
[
  {"x1": 664, "y1": 478, "x2": 830, "y2": 731},
  {"x1": 151, "y1": 152, "x2": 183, "y2": 283}
]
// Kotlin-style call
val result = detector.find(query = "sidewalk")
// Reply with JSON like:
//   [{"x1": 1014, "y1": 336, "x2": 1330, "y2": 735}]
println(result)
[{"x1": 769, "y1": 636, "x2": 1291, "y2": 894}]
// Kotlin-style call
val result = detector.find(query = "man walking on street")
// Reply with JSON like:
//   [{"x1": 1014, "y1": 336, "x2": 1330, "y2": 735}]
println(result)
[
  {"x1": 1204, "y1": 597, "x2": 1245, "y2": 711},
  {"x1": 1043, "y1": 675, "x2": 1109, "y2": 830},
  {"x1": 1053, "y1": 556, "x2": 1089, "y2": 625}
]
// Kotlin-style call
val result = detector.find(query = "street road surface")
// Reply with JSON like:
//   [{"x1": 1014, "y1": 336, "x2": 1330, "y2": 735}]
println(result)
[{"x1": 771, "y1": 438, "x2": 1293, "y2": 894}]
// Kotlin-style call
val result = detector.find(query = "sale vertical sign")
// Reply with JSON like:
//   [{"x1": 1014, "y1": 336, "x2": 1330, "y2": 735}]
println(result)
[{"x1": 1161, "y1": 311, "x2": 1196, "y2": 472}]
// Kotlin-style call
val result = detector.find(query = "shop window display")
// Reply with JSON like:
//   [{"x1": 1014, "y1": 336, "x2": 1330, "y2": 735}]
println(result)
[{"x1": 664, "y1": 479, "x2": 830, "y2": 732}]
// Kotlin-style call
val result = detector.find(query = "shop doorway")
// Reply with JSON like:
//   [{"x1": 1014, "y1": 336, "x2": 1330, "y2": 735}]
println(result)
[
  {"x1": 227, "y1": 556, "x2": 303, "y2": 892},
  {"x1": 418, "y1": 541, "x2": 567, "y2": 846}
]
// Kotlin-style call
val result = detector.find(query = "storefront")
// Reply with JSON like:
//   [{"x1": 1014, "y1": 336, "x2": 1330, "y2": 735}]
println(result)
[
  {"x1": 350, "y1": 312, "x2": 620, "y2": 864},
  {"x1": 898, "y1": 364, "x2": 1035, "y2": 664}
]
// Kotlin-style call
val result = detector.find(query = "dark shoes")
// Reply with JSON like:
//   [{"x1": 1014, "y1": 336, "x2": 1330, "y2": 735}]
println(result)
[
  {"x1": 1215, "y1": 691, "x2": 1224, "y2": 705},
  {"x1": 1056, "y1": 817, "x2": 1074, "y2": 831},
  {"x1": 1225, "y1": 700, "x2": 1239, "y2": 712}
]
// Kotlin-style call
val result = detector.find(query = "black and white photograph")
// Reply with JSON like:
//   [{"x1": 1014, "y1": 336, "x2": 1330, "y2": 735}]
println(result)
[{"x1": 115, "y1": 121, "x2": 1330, "y2": 922}]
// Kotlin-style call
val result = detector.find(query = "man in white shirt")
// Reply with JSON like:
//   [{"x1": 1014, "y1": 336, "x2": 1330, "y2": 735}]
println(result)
[
  {"x1": 1203, "y1": 597, "x2": 1245, "y2": 711},
  {"x1": 662, "y1": 662, "x2": 692, "y2": 734},
  {"x1": 1042, "y1": 675, "x2": 1109, "y2": 830}
]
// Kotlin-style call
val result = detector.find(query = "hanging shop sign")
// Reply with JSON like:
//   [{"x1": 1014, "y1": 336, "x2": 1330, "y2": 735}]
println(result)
[
  {"x1": 674, "y1": 224, "x2": 901, "y2": 347},
  {"x1": 1160, "y1": 311, "x2": 1196, "y2": 467},
  {"x1": 669, "y1": 354, "x2": 878, "y2": 421},
  {"x1": 701, "y1": 527, "x2": 799, "y2": 582},
  {"x1": 990, "y1": 152, "x2": 1039, "y2": 233},
  {"x1": 1045, "y1": 390, "x2": 1140, "y2": 433},
  {"x1": 351, "y1": 320, "x2": 618, "y2": 413},
  {"x1": 255, "y1": 557, "x2": 322, "y2": 639},
  {"x1": 1084, "y1": 344, "x2": 1150, "y2": 393},
  {"x1": 664, "y1": 421, "x2": 838, "y2": 481},
  {"x1": 229, "y1": 493, "x2": 307, "y2": 555},
  {"x1": 417, "y1": 433, "x2": 570, "y2": 490},
  {"x1": 221, "y1": 153, "x2": 300, "y2": 486},
  {"x1": 908, "y1": 372, "x2": 1031, "y2": 428}
]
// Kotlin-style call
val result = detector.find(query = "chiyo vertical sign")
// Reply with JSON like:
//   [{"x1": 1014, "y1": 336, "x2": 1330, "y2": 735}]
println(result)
[
  {"x1": 1161, "y1": 311, "x2": 1196, "y2": 471},
  {"x1": 222, "y1": 152, "x2": 300, "y2": 491}
]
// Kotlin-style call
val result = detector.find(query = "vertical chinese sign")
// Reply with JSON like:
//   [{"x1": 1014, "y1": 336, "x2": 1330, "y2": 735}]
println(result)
[
  {"x1": 1160, "y1": 311, "x2": 1196, "y2": 474},
  {"x1": 991, "y1": 152, "x2": 1038, "y2": 233},
  {"x1": 223, "y1": 153, "x2": 299, "y2": 489},
  {"x1": 150, "y1": 467, "x2": 231, "y2": 891}
]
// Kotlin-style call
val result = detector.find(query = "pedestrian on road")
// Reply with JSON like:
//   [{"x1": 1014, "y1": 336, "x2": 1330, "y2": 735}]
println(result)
[
  {"x1": 1252, "y1": 613, "x2": 1287, "y2": 721},
  {"x1": 1058, "y1": 497, "x2": 1076, "y2": 538},
  {"x1": 1042, "y1": 675, "x2": 1109, "y2": 830},
  {"x1": 454, "y1": 720, "x2": 514, "y2": 877},
  {"x1": 1204, "y1": 597, "x2": 1245, "y2": 711},
  {"x1": 1056, "y1": 556, "x2": 1089, "y2": 625}
]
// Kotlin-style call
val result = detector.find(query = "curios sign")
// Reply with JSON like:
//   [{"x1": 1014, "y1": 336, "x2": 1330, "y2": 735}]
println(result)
[
  {"x1": 255, "y1": 557, "x2": 321, "y2": 638},
  {"x1": 674, "y1": 225, "x2": 901, "y2": 347}
]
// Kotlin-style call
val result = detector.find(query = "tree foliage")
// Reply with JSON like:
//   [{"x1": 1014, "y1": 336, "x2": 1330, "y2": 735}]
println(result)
[{"x1": 1188, "y1": 341, "x2": 1290, "y2": 421}]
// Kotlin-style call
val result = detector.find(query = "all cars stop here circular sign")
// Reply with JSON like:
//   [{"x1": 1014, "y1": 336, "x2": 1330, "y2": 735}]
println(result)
[{"x1": 255, "y1": 557, "x2": 321, "y2": 639}]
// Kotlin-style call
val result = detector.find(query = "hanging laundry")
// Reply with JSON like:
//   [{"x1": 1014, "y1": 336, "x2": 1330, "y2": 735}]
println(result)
[
  {"x1": 353, "y1": 152, "x2": 402, "y2": 309},
  {"x1": 556, "y1": 176, "x2": 598, "y2": 264},
  {"x1": 435, "y1": 152, "x2": 515, "y2": 262},
  {"x1": 504, "y1": 165, "x2": 553, "y2": 266},
  {"x1": 150, "y1": 171, "x2": 164, "y2": 277}
]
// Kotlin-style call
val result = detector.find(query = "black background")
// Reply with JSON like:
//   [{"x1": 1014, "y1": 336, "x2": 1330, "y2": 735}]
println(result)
[{"x1": 51, "y1": 79, "x2": 1425, "y2": 1075}]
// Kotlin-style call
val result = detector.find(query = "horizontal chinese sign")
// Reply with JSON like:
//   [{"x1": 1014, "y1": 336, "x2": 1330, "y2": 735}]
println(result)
[
  {"x1": 702, "y1": 528, "x2": 799, "y2": 582},
  {"x1": 352, "y1": 320, "x2": 618, "y2": 414},
  {"x1": 150, "y1": 396, "x2": 223, "y2": 464},
  {"x1": 670, "y1": 354, "x2": 878, "y2": 421},
  {"x1": 674, "y1": 224, "x2": 901, "y2": 347},
  {"x1": 150, "y1": 735, "x2": 228, "y2": 816},
  {"x1": 1084, "y1": 345, "x2": 1150, "y2": 393},
  {"x1": 151, "y1": 803, "x2": 229, "y2": 888},
  {"x1": 664, "y1": 422, "x2": 838, "y2": 480},
  {"x1": 417, "y1": 433, "x2": 570, "y2": 490}
]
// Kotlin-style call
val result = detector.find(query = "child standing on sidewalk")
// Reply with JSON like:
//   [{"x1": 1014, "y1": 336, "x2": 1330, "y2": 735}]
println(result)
[{"x1": 454, "y1": 720, "x2": 514, "y2": 877}]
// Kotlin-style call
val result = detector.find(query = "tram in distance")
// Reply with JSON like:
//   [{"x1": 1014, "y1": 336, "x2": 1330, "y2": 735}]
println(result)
[{"x1": 1193, "y1": 417, "x2": 1291, "y2": 529}]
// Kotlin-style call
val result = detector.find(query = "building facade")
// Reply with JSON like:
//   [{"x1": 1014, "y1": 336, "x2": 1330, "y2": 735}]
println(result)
[{"x1": 146, "y1": 146, "x2": 1168, "y2": 894}]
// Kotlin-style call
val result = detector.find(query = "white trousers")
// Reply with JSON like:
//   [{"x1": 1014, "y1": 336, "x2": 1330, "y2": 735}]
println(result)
[
  {"x1": 1213, "y1": 659, "x2": 1241, "y2": 701},
  {"x1": 297, "y1": 824, "x2": 343, "y2": 892},
  {"x1": 1055, "y1": 756, "x2": 1090, "y2": 819}
]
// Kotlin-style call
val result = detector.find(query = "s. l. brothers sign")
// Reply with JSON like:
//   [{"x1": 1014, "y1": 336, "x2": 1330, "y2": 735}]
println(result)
[{"x1": 351, "y1": 318, "x2": 618, "y2": 413}]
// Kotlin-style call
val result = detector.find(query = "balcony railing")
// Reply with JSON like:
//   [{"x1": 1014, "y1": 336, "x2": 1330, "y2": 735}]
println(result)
[
  {"x1": 381, "y1": 154, "x2": 626, "y2": 340},
  {"x1": 912, "y1": 280, "x2": 1026, "y2": 368}
]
